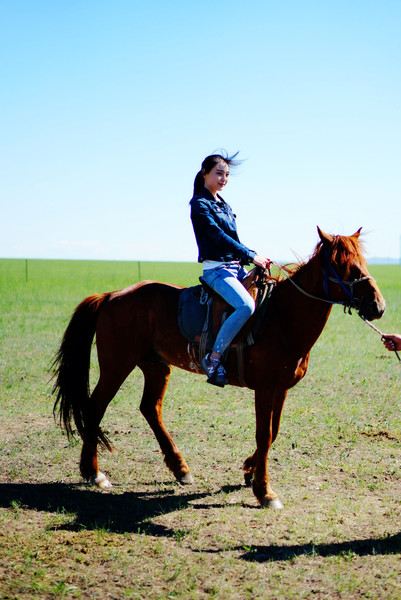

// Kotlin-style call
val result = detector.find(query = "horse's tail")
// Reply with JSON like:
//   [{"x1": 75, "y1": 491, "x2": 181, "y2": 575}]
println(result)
[{"x1": 52, "y1": 293, "x2": 112, "y2": 451}]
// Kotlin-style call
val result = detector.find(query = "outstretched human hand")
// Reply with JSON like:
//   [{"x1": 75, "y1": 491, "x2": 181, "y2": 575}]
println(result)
[{"x1": 381, "y1": 333, "x2": 401, "y2": 352}]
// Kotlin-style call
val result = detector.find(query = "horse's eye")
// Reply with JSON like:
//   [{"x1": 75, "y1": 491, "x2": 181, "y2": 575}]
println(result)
[{"x1": 349, "y1": 266, "x2": 361, "y2": 281}]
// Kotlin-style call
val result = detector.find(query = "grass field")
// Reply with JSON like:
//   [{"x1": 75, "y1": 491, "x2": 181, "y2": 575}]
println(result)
[{"x1": 0, "y1": 258, "x2": 400, "y2": 599}]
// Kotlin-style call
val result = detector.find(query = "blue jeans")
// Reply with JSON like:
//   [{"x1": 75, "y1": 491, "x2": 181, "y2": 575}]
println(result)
[{"x1": 202, "y1": 263, "x2": 255, "y2": 355}]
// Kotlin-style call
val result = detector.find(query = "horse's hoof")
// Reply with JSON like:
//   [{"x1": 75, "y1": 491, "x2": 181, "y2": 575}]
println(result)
[
  {"x1": 261, "y1": 497, "x2": 283, "y2": 509},
  {"x1": 93, "y1": 472, "x2": 112, "y2": 490},
  {"x1": 178, "y1": 472, "x2": 194, "y2": 485},
  {"x1": 244, "y1": 473, "x2": 253, "y2": 487}
]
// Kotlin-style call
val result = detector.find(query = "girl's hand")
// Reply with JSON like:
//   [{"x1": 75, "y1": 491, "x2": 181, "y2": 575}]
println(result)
[{"x1": 253, "y1": 255, "x2": 272, "y2": 270}]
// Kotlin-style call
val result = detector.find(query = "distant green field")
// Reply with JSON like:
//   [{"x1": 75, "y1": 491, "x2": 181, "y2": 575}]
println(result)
[
  {"x1": 1, "y1": 255, "x2": 399, "y2": 311},
  {"x1": 0, "y1": 258, "x2": 400, "y2": 599},
  {"x1": 0, "y1": 257, "x2": 202, "y2": 296}
]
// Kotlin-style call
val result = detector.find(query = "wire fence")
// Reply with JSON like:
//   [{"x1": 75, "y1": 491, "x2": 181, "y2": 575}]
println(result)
[{"x1": 0, "y1": 258, "x2": 202, "y2": 289}]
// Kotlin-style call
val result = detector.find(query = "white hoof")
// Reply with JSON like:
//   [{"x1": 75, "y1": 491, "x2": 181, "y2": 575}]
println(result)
[
  {"x1": 93, "y1": 472, "x2": 112, "y2": 490},
  {"x1": 263, "y1": 497, "x2": 283, "y2": 510},
  {"x1": 178, "y1": 472, "x2": 194, "y2": 485}
]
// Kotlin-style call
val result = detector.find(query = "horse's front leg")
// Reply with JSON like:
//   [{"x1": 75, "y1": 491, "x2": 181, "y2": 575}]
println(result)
[
  {"x1": 243, "y1": 387, "x2": 288, "y2": 493},
  {"x1": 250, "y1": 385, "x2": 285, "y2": 509}
]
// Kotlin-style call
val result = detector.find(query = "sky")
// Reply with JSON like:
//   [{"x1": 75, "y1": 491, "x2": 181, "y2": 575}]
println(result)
[{"x1": 1, "y1": 1, "x2": 400, "y2": 263}]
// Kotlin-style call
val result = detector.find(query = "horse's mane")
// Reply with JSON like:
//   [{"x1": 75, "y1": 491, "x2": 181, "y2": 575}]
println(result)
[
  {"x1": 311, "y1": 234, "x2": 365, "y2": 264},
  {"x1": 272, "y1": 233, "x2": 366, "y2": 284}
]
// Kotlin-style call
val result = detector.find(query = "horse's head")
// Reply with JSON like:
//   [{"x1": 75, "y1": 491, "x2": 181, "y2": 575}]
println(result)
[{"x1": 316, "y1": 227, "x2": 386, "y2": 321}]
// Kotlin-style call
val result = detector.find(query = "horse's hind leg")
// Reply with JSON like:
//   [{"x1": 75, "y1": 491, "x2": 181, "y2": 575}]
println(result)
[
  {"x1": 80, "y1": 369, "x2": 130, "y2": 489},
  {"x1": 243, "y1": 451, "x2": 257, "y2": 487},
  {"x1": 139, "y1": 360, "x2": 193, "y2": 485}
]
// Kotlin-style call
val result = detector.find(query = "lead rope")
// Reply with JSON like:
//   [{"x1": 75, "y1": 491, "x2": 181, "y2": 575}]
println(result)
[
  {"x1": 268, "y1": 261, "x2": 401, "y2": 364},
  {"x1": 360, "y1": 316, "x2": 401, "y2": 363}
]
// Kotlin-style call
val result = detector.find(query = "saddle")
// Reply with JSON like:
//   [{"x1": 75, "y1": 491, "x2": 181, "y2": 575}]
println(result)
[{"x1": 177, "y1": 267, "x2": 275, "y2": 383}]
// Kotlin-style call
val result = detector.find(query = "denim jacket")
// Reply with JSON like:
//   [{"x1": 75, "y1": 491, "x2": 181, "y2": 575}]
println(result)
[{"x1": 190, "y1": 188, "x2": 256, "y2": 264}]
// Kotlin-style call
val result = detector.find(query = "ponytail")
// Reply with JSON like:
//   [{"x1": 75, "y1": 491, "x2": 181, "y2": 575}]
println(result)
[{"x1": 193, "y1": 170, "x2": 205, "y2": 195}]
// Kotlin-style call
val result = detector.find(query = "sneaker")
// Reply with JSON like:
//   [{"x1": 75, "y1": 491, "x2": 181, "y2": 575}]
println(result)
[{"x1": 201, "y1": 354, "x2": 227, "y2": 387}]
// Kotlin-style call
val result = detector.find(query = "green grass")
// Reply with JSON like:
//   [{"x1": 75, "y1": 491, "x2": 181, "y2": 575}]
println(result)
[{"x1": 0, "y1": 258, "x2": 400, "y2": 599}]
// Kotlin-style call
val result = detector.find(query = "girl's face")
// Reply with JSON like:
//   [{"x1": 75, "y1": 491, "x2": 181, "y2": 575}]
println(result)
[{"x1": 203, "y1": 160, "x2": 230, "y2": 196}]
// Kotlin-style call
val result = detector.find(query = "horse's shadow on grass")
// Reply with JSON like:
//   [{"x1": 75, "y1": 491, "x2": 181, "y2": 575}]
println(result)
[
  {"x1": 0, "y1": 481, "x2": 228, "y2": 537},
  {"x1": 238, "y1": 533, "x2": 401, "y2": 562},
  {"x1": 0, "y1": 483, "x2": 399, "y2": 560}
]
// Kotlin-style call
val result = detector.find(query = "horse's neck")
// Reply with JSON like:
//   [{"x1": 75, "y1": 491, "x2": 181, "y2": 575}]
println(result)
[
  {"x1": 277, "y1": 254, "x2": 332, "y2": 354},
  {"x1": 292, "y1": 252, "x2": 323, "y2": 289}
]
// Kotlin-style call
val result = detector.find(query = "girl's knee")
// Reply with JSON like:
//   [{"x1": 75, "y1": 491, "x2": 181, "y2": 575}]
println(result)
[{"x1": 242, "y1": 297, "x2": 255, "y2": 318}]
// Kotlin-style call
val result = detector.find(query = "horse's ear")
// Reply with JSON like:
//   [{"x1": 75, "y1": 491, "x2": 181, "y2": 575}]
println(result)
[
  {"x1": 317, "y1": 226, "x2": 334, "y2": 245},
  {"x1": 352, "y1": 227, "x2": 362, "y2": 238}
]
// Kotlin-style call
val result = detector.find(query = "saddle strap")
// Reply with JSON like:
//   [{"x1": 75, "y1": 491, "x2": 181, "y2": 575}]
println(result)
[
  {"x1": 198, "y1": 298, "x2": 212, "y2": 363},
  {"x1": 235, "y1": 341, "x2": 247, "y2": 387}
]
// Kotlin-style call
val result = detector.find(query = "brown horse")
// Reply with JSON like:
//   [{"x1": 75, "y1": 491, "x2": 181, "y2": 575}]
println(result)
[{"x1": 53, "y1": 227, "x2": 385, "y2": 508}]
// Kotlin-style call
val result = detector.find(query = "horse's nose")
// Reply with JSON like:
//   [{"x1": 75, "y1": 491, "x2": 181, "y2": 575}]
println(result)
[{"x1": 361, "y1": 299, "x2": 386, "y2": 321}]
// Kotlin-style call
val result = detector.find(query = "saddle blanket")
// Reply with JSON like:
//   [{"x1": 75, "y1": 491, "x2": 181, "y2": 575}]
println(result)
[
  {"x1": 177, "y1": 284, "x2": 212, "y2": 342},
  {"x1": 177, "y1": 277, "x2": 275, "y2": 386}
]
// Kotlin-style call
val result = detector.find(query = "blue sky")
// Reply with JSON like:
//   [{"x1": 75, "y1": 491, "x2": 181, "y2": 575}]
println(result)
[{"x1": 1, "y1": 1, "x2": 400, "y2": 262}]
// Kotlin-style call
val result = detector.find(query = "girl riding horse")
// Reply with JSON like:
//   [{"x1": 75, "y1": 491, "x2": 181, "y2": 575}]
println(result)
[{"x1": 190, "y1": 153, "x2": 271, "y2": 386}]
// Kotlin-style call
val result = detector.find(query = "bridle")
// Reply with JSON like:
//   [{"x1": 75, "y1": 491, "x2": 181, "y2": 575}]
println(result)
[
  {"x1": 265, "y1": 253, "x2": 400, "y2": 362},
  {"x1": 270, "y1": 248, "x2": 373, "y2": 315},
  {"x1": 320, "y1": 248, "x2": 373, "y2": 314}
]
